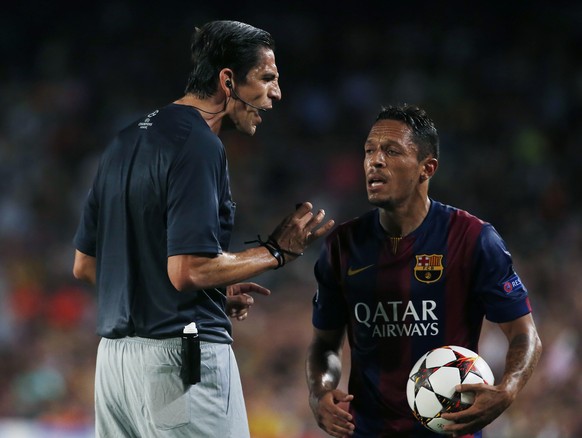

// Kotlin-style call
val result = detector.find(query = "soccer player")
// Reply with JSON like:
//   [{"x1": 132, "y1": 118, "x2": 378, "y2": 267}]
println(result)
[
  {"x1": 306, "y1": 104, "x2": 542, "y2": 437},
  {"x1": 72, "y1": 21, "x2": 334, "y2": 438}
]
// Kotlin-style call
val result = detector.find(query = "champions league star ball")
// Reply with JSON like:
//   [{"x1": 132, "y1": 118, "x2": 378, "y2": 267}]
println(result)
[{"x1": 406, "y1": 345, "x2": 495, "y2": 434}]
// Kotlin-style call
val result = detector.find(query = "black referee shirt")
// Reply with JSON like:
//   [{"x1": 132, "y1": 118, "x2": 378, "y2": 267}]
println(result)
[{"x1": 74, "y1": 104, "x2": 235, "y2": 343}]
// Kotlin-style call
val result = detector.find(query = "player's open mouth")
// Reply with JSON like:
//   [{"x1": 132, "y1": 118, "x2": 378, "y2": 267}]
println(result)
[{"x1": 368, "y1": 175, "x2": 386, "y2": 187}]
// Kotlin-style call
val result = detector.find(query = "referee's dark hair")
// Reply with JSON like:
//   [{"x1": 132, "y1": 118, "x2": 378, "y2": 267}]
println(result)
[{"x1": 184, "y1": 20, "x2": 275, "y2": 98}]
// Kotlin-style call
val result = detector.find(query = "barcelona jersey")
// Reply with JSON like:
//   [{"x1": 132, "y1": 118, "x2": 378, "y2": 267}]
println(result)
[{"x1": 312, "y1": 200, "x2": 532, "y2": 437}]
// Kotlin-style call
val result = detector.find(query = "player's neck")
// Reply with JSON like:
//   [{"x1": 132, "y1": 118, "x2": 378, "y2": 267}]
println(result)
[{"x1": 378, "y1": 196, "x2": 430, "y2": 238}]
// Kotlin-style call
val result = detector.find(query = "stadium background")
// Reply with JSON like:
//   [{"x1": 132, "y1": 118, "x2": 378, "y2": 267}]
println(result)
[{"x1": 1, "y1": 1, "x2": 581, "y2": 437}]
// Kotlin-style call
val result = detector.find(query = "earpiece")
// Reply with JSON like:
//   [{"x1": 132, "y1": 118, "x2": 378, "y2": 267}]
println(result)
[{"x1": 225, "y1": 78, "x2": 266, "y2": 112}]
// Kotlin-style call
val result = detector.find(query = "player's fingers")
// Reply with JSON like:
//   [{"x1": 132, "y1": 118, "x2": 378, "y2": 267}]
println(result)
[
  {"x1": 331, "y1": 389, "x2": 354, "y2": 403},
  {"x1": 441, "y1": 412, "x2": 462, "y2": 422},
  {"x1": 345, "y1": 395, "x2": 354, "y2": 405},
  {"x1": 444, "y1": 418, "x2": 481, "y2": 437},
  {"x1": 328, "y1": 404, "x2": 351, "y2": 421},
  {"x1": 329, "y1": 419, "x2": 355, "y2": 436},
  {"x1": 322, "y1": 417, "x2": 353, "y2": 438},
  {"x1": 333, "y1": 410, "x2": 353, "y2": 423},
  {"x1": 442, "y1": 408, "x2": 479, "y2": 428},
  {"x1": 319, "y1": 405, "x2": 354, "y2": 437},
  {"x1": 455, "y1": 383, "x2": 483, "y2": 393},
  {"x1": 327, "y1": 402, "x2": 353, "y2": 423},
  {"x1": 327, "y1": 428, "x2": 345, "y2": 438},
  {"x1": 330, "y1": 389, "x2": 349, "y2": 401}
]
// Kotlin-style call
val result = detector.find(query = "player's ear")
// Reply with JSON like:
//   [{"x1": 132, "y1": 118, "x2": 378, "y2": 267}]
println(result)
[{"x1": 420, "y1": 157, "x2": 438, "y2": 182}]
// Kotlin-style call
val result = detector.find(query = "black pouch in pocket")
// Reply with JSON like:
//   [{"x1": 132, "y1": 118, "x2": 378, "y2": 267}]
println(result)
[{"x1": 181, "y1": 332, "x2": 201, "y2": 385}]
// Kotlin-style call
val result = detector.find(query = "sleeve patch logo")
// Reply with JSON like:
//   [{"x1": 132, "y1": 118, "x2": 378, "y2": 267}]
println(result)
[
  {"x1": 414, "y1": 254, "x2": 444, "y2": 284},
  {"x1": 502, "y1": 275, "x2": 523, "y2": 294}
]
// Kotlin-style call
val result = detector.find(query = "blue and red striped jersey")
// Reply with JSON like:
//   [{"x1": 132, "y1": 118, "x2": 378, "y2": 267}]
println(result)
[{"x1": 312, "y1": 199, "x2": 532, "y2": 437}]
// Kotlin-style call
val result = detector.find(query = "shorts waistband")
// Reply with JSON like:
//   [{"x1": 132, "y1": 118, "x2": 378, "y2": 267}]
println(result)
[
  {"x1": 101, "y1": 336, "x2": 225, "y2": 350},
  {"x1": 105, "y1": 336, "x2": 182, "y2": 348}
]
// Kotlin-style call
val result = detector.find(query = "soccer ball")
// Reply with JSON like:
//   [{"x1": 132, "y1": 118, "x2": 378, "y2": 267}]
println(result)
[{"x1": 406, "y1": 345, "x2": 495, "y2": 434}]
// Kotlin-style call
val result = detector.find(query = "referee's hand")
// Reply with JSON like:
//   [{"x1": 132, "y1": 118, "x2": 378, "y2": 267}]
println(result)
[
  {"x1": 226, "y1": 282, "x2": 271, "y2": 321},
  {"x1": 269, "y1": 202, "x2": 335, "y2": 262}
]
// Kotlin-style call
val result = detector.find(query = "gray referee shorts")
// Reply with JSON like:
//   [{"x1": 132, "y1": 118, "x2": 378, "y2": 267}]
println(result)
[{"x1": 95, "y1": 336, "x2": 249, "y2": 438}]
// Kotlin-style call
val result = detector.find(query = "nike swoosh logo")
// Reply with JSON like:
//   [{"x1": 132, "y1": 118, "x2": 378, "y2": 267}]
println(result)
[{"x1": 347, "y1": 264, "x2": 375, "y2": 276}]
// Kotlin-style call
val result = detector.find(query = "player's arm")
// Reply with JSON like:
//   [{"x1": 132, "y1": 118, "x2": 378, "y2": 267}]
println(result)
[
  {"x1": 442, "y1": 313, "x2": 542, "y2": 436},
  {"x1": 496, "y1": 312, "x2": 542, "y2": 401},
  {"x1": 306, "y1": 327, "x2": 355, "y2": 437},
  {"x1": 73, "y1": 250, "x2": 97, "y2": 285},
  {"x1": 168, "y1": 202, "x2": 334, "y2": 291}
]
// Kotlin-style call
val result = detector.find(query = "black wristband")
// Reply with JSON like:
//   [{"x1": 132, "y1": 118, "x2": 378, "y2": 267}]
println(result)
[
  {"x1": 263, "y1": 241, "x2": 285, "y2": 269},
  {"x1": 244, "y1": 235, "x2": 285, "y2": 269}
]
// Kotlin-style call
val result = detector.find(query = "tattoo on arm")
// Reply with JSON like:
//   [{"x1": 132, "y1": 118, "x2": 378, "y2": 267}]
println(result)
[{"x1": 502, "y1": 331, "x2": 542, "y2": 397}]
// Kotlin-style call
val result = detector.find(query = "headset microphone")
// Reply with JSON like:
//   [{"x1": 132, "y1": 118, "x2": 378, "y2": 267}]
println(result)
[{"x1": 226, "y1": 80, "x2": 267, "y2": 112}]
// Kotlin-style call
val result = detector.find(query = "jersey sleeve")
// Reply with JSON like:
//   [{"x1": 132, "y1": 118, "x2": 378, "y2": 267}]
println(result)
[
  {"x1": 312, "y1": 234, "x2": 349, "y2": 330},
  {"x1": 73, "y1": 183, "x2": 99, "y2": 257},
  {"x1": 166, "y1": 133, "x2": 228, "y2": 256},
  {"x1": 473, "y1": 224, "x2": 532, "y2": 323}
]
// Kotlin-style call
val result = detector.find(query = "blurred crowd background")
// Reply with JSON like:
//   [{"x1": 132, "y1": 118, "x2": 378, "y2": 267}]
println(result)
[{"x1": 1, "y1": 1, "x2": 581, "y2": 437}]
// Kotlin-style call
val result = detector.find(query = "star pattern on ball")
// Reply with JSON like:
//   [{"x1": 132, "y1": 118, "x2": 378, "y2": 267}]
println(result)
[
  {"x1": 443, "y1": 349, "x2": 482, "y2": 381},
  {"x1": 410, "y1": 357, "x2": 439, "y2": 396}
]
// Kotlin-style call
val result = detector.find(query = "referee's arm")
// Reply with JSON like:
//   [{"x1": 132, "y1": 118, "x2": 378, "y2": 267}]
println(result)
[{"x1": 73, "y1": 249, "x2": 96, "y2": 285}]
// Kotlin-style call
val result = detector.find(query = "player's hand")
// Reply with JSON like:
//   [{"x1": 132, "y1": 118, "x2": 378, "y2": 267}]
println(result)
[
  {"x1": 270, "y1": 202, "x2": 335, "y2": 263},
  {"x1": 226, "y1": 282, "x2": 271, "y2": 321},
  {"x1": 309, "y1": 389, "x2": 355, "y2": 437},
  {"x1": 441, "y1": 383, "x2": 513, "y2": 437}
]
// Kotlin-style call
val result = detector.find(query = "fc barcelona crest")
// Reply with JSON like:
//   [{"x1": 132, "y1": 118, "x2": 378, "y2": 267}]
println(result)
[{"x1": 414, "y1": 254, "x2": 444, "y2": 284}]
